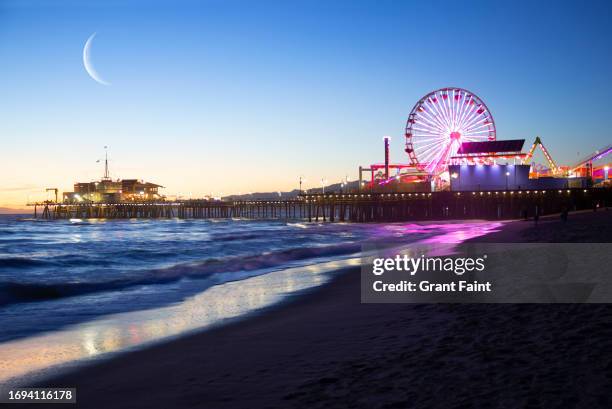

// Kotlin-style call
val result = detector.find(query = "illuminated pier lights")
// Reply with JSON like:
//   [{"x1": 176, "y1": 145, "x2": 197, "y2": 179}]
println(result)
[{"x1": 418, "y1": 280, "x2": 492, "y2": 292}]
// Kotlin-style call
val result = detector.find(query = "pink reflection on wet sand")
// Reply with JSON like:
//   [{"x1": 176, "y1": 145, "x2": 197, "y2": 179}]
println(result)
[{"x1": 376, "y1": 221, "x2": 504, "y2": 243}]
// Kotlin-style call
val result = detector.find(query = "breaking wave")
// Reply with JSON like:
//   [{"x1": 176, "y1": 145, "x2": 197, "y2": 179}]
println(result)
[{"x1": 0, "y1": 242, "x2": 360, "y2": 307}]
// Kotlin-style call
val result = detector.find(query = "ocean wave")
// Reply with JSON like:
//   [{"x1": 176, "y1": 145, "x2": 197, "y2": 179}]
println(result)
[
  {"x1": 114, "y1": 249, "x2": 181, "y2": 261},
  {"x1": 0, "y1": 258, "x2": 51, "y2": 268},
  {"x1": 0, "y1": 250, "x2": 179, "y2": 270},
  {"x1": 0, "y1": 242, "x2": 360, "y2": 307},
  {"x1": 208, "y1": 233, "x2": 265, "y2": 242},
  {"x1": 0, "y1": 255, "x2": 114, "y2": 269}
]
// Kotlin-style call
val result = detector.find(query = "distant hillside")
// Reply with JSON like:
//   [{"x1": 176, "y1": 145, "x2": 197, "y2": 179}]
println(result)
[{"x1": 223, "y1": 181, "x2": 360, "y2": 201}]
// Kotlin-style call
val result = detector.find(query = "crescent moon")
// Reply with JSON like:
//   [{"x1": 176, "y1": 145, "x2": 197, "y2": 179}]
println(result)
[{"x1": 83, "y1": 33, "x2": 110, "y2": 86}]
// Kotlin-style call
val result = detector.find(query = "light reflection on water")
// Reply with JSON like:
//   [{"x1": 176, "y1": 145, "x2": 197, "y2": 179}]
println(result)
[
  {"x1": 0, "y1": 220, "x2": 504, "y2": 388},
  {"x1": 0, "y1": 257, "x2": 359, "y2": 387}
]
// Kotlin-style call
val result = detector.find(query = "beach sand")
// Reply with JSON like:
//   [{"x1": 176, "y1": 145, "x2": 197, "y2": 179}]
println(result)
[{"x1": 24, "y1": 210, "x2": 612, "y2": 408}]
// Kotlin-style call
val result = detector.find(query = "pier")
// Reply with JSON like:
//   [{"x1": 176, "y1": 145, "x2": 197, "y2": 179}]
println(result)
[{"x1": 30, "y1": 188, "x2": 611, "y2": 222}]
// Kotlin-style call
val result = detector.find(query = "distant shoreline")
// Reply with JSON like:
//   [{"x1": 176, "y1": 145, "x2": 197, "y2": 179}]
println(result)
[{"x1": 0, "y1": 209, "x2": 31, "y2": 215}]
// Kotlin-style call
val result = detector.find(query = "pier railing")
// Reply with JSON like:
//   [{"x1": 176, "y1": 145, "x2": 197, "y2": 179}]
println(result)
[{"x1": 28, "y1": 188, "x2": 611, "y2": 222}]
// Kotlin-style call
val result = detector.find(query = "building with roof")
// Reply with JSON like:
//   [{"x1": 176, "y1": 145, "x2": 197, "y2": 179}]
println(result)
[
  {"x1": 448, "y1": 139, "x2": 587, "y2": 191},
  {"x1": 451, "y1": 139, "x2": 527, "y2": 165},
  {"x1": 62, "y1": 148, "x2": 165, "y2": 203},
  {"x1": 63, "y1": 179, "x2": 164, "y2": 203}
]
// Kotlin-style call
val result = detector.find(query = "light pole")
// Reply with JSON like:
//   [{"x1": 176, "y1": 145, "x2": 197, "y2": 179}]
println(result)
[
  {"x1": 321, "y1": 178, "x2": 327, "y2": 195},
  {"x1": 505, "y1": 171, "x2": 510, "y2": 191},
  {"x1": 605, "y1": 165, "x2": 609, "y2": 182},
  {"x1": 299, "y1": 176, "x2": 306, "y2": 195}
]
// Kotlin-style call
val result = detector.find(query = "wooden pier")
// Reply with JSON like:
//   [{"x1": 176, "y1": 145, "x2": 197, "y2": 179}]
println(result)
[{"x1": 29, "y1": 188, "x2": 611, "y2": 222}]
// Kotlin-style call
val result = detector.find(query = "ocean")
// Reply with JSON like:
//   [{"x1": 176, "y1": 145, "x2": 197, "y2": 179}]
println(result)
[{"x1": 0, "y1": 215, "x2": 502, "y2": 385}]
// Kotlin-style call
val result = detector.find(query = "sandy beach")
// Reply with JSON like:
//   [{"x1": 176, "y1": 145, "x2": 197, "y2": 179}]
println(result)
[{"x1": 22, "y1": 210, "x2": 612, "y2": 408}]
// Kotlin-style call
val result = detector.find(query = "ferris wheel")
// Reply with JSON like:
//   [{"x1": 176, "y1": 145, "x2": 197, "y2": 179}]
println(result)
[{"x1": 405, "y1": 88, "x2": 496, "y2": 176}]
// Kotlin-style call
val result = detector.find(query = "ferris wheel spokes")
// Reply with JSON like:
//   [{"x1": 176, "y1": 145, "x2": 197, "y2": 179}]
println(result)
[{"x1": 405, "y1": 87, "x2": 496, "y2": 175}]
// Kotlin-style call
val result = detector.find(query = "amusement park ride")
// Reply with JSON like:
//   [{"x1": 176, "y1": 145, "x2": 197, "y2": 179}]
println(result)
[
  {"x1": 360, "y1": 87, "x2": 611, "y2": 190},
  {"x1": 523, "y1": 136, "x2": 562, "y2": 176},
  {"x1": 570, "y1": 144, "x2": 612, "y2": 180}
]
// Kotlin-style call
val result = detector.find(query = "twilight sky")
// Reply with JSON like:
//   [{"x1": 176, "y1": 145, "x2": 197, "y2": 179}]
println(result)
[{"x1": 1, "y1": 0, "x2": 611, "y2": 207}]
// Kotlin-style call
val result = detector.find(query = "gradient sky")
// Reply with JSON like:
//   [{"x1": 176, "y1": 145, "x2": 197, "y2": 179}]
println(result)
[{"x1": 1, "y1": 0, "x2": 611, "y2": 207}]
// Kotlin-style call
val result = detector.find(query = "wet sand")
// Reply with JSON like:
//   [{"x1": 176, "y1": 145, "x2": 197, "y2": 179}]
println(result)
[{"x1": 24, "y1": 210, "x2": 612, "y2": 408}]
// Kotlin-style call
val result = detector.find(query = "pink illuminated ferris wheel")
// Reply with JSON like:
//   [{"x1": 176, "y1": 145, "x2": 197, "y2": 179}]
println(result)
[{"x1": 405, "y1": 87, "x2": 496, "y2": 175}]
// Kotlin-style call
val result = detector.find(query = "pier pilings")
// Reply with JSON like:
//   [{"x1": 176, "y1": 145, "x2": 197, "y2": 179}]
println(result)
[{"x1": 30, "y1": 188, "x2": 611, "y2": 222}]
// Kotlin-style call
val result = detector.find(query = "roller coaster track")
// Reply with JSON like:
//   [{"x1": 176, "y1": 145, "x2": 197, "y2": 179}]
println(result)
[{"x1": 571, "y1": 144, "x2": 612, "y2": 172}]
